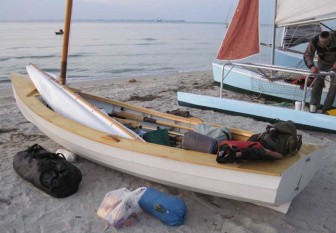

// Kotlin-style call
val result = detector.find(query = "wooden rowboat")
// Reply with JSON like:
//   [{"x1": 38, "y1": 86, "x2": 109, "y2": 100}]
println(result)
[{"x1": 10, "y1": 66, "x2": 323, "y2": 214}]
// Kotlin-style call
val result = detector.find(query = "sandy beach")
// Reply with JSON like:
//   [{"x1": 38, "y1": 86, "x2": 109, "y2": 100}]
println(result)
[{"x1": 1, "y1": 70, "x2": 336, "y2": 233}]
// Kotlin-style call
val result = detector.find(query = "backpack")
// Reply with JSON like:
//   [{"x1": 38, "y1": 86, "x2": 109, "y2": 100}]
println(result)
[
  {"x1": 248, "y1": 121, "x2": 302, "y2": 156},
  {"x1": 13, "y1": 144, "x2": 82, "y2": 198}
]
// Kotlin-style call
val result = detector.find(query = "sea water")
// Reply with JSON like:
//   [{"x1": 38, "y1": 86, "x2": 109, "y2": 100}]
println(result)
[{"x1": 0, "y1": 20, "x2": 276, "y2": 89}]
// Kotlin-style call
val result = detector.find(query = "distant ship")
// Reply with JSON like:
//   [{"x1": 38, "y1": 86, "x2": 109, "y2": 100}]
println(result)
[
  {"x1": 55, "y1": 29, "x2": 64, "y2": 35},
  {"x1": 156, "y1": 18, "x2": 162, "y2": 22}
]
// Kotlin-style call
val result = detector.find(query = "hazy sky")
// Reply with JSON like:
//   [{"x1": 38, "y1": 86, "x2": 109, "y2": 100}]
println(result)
[{"x1": 0, "y1": 0, "x2": 273, "y2": 23}]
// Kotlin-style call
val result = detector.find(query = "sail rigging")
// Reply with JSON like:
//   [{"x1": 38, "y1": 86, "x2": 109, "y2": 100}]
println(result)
[{"x1": 281, "y1": 24, "x2": 322, "y2": 49}]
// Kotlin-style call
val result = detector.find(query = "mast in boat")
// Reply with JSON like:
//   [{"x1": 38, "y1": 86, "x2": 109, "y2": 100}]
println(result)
[{"x1": 60, "y1": 0, "x2": 73, "y2": 85}]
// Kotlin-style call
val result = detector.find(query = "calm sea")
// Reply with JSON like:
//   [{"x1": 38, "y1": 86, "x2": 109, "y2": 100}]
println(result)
[
  {"x1": 0, "y1": 20, "x2": 282, "y2": 90},
  {"x1": 0, "y1": 20, "x2": 230, "y2": 88}
]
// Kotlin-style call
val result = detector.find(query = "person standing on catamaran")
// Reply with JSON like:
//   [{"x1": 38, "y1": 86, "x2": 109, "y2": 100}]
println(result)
[{"x1": 304, "y1": 31, "x2": 336, "y2": 114}]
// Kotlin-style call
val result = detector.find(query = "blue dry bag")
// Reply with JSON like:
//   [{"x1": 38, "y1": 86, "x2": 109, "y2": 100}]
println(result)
[{"x1": 138, "y1": 187, "x2": 187, "y2": 226}]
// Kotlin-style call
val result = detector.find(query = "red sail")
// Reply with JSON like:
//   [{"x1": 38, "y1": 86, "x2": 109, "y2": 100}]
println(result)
[{"x1": 216, "y1": 0, "x2": 259, "y2": 60}]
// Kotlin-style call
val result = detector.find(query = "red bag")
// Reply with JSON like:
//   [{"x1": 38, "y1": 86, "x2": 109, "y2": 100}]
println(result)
[
  {"x1": 216, "y1": 140, "x2": 282, "y2": 164},
  {"x1": 219, "y1": 140, "x2": 263, "y2": 150}
]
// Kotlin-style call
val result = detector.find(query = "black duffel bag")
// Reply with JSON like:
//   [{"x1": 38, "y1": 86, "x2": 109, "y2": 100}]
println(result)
[{"x1": 13, "y1": 144, "x2": 82, "y2": 198}]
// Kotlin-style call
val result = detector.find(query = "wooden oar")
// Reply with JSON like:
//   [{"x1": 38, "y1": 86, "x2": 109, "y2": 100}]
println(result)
[
  {"x1": 113, "y1": 111, "x2": 194, "y2": 131},
  {"x1": 112, "y1": 117, "x2": 183, "y2": 141}
]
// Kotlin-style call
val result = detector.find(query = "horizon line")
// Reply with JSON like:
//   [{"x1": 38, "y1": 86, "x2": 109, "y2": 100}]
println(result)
[{"x1": 0, "y1": 18, "x2": 227, "y2": 24}]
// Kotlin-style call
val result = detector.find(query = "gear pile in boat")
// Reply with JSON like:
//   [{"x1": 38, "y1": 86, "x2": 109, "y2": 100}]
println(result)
[
  {"x1": 115, "y1": 109, "x2": 302, "y2": 164},
  {"x1": 216, "y1": 120, "x2": 302, "y2": 164}
]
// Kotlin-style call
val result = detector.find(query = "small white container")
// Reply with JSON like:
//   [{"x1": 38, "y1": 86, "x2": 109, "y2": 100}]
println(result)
[
  {"x1": 56, "y1": 148, "x2": 77, "y2": 162},
  {"x1": 309, "y1": 105, "x2": 317, "y2": 113},
  {"x1": 294, "y1": 101, "x2": 302, "y2": 111}
]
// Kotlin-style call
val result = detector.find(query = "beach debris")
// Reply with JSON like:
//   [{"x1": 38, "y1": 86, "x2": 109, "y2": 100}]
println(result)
[
  {"x1": 0, "y1": 198, "x2": 11, "y2": 205},
  {"x1": 9, "y1": 133, "x2": 47, "y2": 144},
  {"x1": 193, "y1": 81, "x2": 217, "y2": 90},
  {"x1": 166, "y1": 109, "x2": 191, "y2": 117},
  {"x1": 127, "y1": 94, "x2": 160, "y2": 102},
  {"x1": 0, "y1": 128, "x2": 18, "y2": 134}
]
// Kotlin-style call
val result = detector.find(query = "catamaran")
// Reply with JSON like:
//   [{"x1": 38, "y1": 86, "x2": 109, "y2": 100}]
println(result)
[
  {"x1": 211, "y1": 0, "x2": 336, "y2": 106},
  {"x1": 177, "y1": 0, "x2": 336, "y2": 132}
]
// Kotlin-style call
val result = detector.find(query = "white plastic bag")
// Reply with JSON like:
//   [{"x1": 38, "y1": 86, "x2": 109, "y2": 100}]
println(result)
[{"x1": 97, "y1": 187, "x2": 146, "y2": 229}]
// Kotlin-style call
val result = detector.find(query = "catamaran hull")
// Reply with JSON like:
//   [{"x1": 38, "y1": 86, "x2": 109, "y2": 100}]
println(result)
[
  {"x1": 11, "y1": 73, "x2": 323, "y2": 214},
  {"x1": 212, "y1": 50, "x2": 336, "y2": 107},
  {"x1": 177, "y1": 92, "x2": 336, "y2": 132}
]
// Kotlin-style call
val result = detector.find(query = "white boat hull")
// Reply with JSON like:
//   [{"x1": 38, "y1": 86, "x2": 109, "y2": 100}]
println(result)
[
  {"x1": 177, "y1": 92, "x2": 336, "y2": 132},
  {"x1": 11, "y1": 72, "x2": 324, "y2": 214}
]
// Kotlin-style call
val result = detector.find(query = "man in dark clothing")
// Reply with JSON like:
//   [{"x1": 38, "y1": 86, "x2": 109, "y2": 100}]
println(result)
[{"x1": 303, "y1": 31, "x2": 336, "y2": 113}]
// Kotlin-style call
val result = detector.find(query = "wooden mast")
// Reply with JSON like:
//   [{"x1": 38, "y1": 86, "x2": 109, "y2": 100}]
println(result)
[{"x1": 60, "y1": 0, "x2": 73, "y2": 85}]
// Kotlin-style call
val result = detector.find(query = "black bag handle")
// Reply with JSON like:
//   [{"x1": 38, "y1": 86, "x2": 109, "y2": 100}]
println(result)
[{"x1": 27, "y1": 144, "x2": 44, "y2": 154}]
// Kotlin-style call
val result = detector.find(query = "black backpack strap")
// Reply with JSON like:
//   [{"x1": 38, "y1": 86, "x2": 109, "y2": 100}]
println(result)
[
  {"x1": 266, "y1": 125, "x2": 279, "y2": 135},
  {"x1": 27, "y1": 144, "x2": 45, "y2": 153},
  {"x1": 216, "y1": 145, "x2": 240, "y2": 164},
  {"x1": 296, "y1": 135, "x2": 303, "y2": 150},
  {"x1": 221, "y1": 130, "x2": 231, "y2": 141}
]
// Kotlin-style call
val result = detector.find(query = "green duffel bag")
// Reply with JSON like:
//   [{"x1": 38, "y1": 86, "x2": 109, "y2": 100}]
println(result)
[{"x1": 142, "y1": 127, "x2": 171, "y2": 146}]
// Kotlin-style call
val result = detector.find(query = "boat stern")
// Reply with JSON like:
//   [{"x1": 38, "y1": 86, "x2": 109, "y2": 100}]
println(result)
[{"x1": 274, "y1": 144, "x2": 324, "y2": 207}]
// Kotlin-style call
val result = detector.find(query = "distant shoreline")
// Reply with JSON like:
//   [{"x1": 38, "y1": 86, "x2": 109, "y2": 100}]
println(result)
[
  {"x1": 0, "y1": 19, "x2": 227, "y2": 25},
  {"x1": 0, "y1": 20, "x2": 276, "y2": 27}
]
